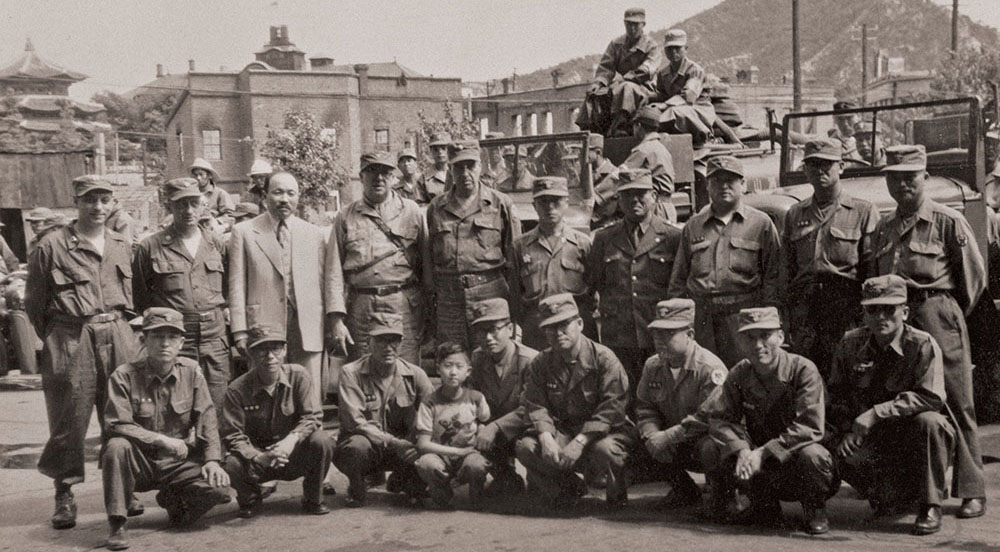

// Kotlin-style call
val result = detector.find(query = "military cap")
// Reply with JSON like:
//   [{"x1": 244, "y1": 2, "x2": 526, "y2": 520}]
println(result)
[
  {"x1": 532, "y1": 176, "x2": 569, "y2": 198},
  {"x1": 538, "y1": 293, "x2": 580, "y2": 328},
  {"x1": 664, "y1": 29, "x2": 688, "y2": 47},
  {"x1": 860, "y1": 275, "x2": 908, "y2": 306},
  {"x1": 24, "y1": 207, "x2": 54, "y2": 221},
  {"x1": 72, "y1": 175, "x2": 114, "y2": 197},
  {"x1": 883, "y1": 144, "x2": 926, "y2": 172},
  {"x1": 448, "y1": 140, "x2": 481, "y2": 164},
  {"x1": 833, "y1": 100, "x2": 859, "y2": 111},
  {"x1": 738, "y1": 307, "x2": 782, "y2": 332},
  {"x1": 163, "y1": 177, "x2": 203, "y2": 202},
  {"x1": 429, "y1": 131, "x2": 452, "y2": 147},
  {"x1": 635, "y1": 105, "x2": 661, "y2": 129},
  {"x1": 616, "y1": 167, "x2": 654, "y2": 192},
  {"x1": 397, "y1": 147, "x2": 418, "y2": 162},
  {"x1": 470, "y1": 298, "x2": 511, "y2": 326},
  {"x1": 803, "y1": 138, "x2": 842, "y2": 162},
  {"x1": 706, "y1": 155, "x2": 745, "y2": 179},
  {"x1": 247, "y1": 325, "x2": 287, "y2": 349},
  {"x1": 369, "y1": 312, "x2": 404, "y2": 337},
  {"x1": 248, "y1": 159, "x2": 273, "y2": 177},
  {"x1": 233, "y1": 202, "x2": 259, "y2": 218},
  {"x1": 588, "y1": 133, "x2": 604, "y2": 149},
  {"x1": 484, "y1": 131, "x2": 505, "y2": 139},
  {"x1": 360, "y1": 151, "x2": 396, "y2": 173},
  {"x1": 189, "y1": 158, "x2": 219, "y2": 179},
  {"x1": 624, "y1": 7, "x2": 646, "y2": 22},
  {"x1": 142, "y1": 307, "x2": 185, "y2": 333},
  {"x1": 648, "y1": 298, "x2": 696, "y2": 330}
]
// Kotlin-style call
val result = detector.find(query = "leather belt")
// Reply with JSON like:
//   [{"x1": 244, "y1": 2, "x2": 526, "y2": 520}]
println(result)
[
  {"x1": 354, "y1": 280, "x2": 418, "y2": 296},
  {"x1": 50, "y1": 310, "x2": 124, "y2": 326},
  {"x1": 182, "y1": 309, "x2": 220, "y2": 323},
  {"x1": 436, "y1": 268, "x2": 505, "y2": 289}
]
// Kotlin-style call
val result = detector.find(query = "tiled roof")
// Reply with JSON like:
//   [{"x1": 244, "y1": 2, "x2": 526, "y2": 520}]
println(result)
[{"x1": 0, "y1": 39, "x2": 87, "y2": 82}]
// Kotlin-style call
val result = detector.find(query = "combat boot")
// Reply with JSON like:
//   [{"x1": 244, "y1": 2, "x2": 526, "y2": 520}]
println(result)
[
  {"x1": 51, "y1": 488, "x2": 77, "y2": 529},
  {"x1": 913, "y1": 504, "x2": 942, "y2": 535},
  {"x1": 802, "y1": 503, "x2": 829, "y2": 535},
  {"x1": 106, "y1": 516, "x2": 129, "y2": 550}
]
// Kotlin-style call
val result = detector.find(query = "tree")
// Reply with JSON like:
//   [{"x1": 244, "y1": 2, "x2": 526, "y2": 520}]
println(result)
[
  {"x1": 417, "y1": 100, "x2": 480, "y2": 148},
  {"x1": 260, "y1": 111, "x2": 351, "y2": 219},
  {"x1": 92, "y1": 90, "x2": 179, "y2": 183},
  {"x1": 932, "y1": 46, "x2": 1000, "y2": 100}
]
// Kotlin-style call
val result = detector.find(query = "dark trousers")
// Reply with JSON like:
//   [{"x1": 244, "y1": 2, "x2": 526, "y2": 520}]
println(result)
[
  {"x1": 515, "y1": 430, "x2": 633, "y2": 502},
  {"x1": 608, "y1": 347, "x2": 653, "y2": 408},
  {"x1": 333, "y1": 434, "x2": 423, "y2": 499},
  {"x1": 707, "y1": 442, "x2": 838, "y2": 508},
  {"x1": 631, "y1": 434, "x2": 715, "y2": 485},
  {"x1": 693, "y1": 306, "x2": 744, "y2": 369},
  {"x1": 433, "y1": 273, "x2": 509, "y2": 352},
  {"x1": 102, "y1": 437, "x2": 226, "y2": 519},
  {"x1": 224, "y1": 430, "x2": 334, "y2": 506},
  {"x1": 347, "y1": 286, "x2": 424, "y2": 364},
  {"x1": 7, "y1": 310, "x2": 39, "y2": 374},
  {"x1": 788, "y1": 285, "x2": 861, "y2": 380},
  {"x1": 181, "y1": 316, "x2": 230, "y2": 421}
]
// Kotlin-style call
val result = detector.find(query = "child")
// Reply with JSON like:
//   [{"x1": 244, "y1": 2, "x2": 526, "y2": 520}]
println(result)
[{"x1": 414, "y1": 342, "x2": 492, "y2": 508}]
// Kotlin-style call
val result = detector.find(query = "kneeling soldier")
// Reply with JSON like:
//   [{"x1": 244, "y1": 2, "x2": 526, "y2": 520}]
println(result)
[
  {"x1": 704, "y1": 307, "x2": 837, "y2": 535},
  {"x1": 635, "y1": 299, "x2": 727, "y2": 508},
  {"x1": 828, "y1": 275, "x2": 955, "y2": 535},
  {"x1": 516, "y1": 294, "x2": 634, "y2": 508},
  {"x1": 222, "y1": 326, "x2": 334, "y2": 518},
  {"x1": 102, "y1": 308, "x2": 229, "y2": 550}
]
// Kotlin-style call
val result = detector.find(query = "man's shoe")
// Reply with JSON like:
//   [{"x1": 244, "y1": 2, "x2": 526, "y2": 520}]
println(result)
[
  {"x1": 344, "y1": 487, "x2": 366, "y2": 508},
  {"x1": 322, "y1": 481, "x2": 337, "y2": 496},
  {"x1": 957, "y1": 497, "x2": 986, "y2": 519},
  {"x1": 258, "y1": 481, "x2": 277, "y2": 500},
  {"x1": 301, "y1": 500, "x2": 331, "y2": 515},
  {"x1": 802, "y1": 505, "x2": 829, "y2": 535},
  {"x1": 656, "y1": 482, "x2": 702, "y2": 510},
  {"x1": 126, "y1": 494, "x2": 144, "y2": 517},
  {"x1": 51, "y1": 490, "x2": 77, "y2": 530},
  {"x1": 385, "y1": 471, "x2": 405, "y2": 493},
  {"x1": 106, "y1": 519, "x2": 129, "y2": 551},
  {"x1": 178, "y1": 490, "x2": 228, "y2": 526},
  {"x1": 913, "y1": 504, "x2": 942, "y2": 535},
  {"x1": 366, "y1": 471, "x2": 386, "y2": 488},
  {"x1": 606, "y1": 494, "x2": 629, "y2": 510}
]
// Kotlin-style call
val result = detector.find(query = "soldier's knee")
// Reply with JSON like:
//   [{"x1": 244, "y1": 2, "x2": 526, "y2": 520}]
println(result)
[
  {"x1": 414, "y1": 453, "x2": 445, "y2": 475},
  {"x1": 462, "y1": 453, "x2": 489, "y2": 475},
  {"x1": 304, "y1": 430, "x2": 335, "y2": 453},
  {"x1": 334, "y1": 435, "x2": 373, "y2": 467},
  {"x1": 515, "y1": 436, "x2": 539, "y2": 460},
  {"x1": 103, "y1": 437, "x2": 133, "y2": 462},
  {"x1": 591, "y1": 436, "x2": 627, "y2": 467},
  {"x1": 912, "y1": 411, "x2": 948, "y2": 433},
  {"x1": 797, "y1": 443, "x2": 834, "y2": 473}
]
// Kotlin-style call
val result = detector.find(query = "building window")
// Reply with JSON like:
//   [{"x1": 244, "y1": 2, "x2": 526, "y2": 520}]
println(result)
[
  {"x1": 544, "y1": 111, "x2": 553, "y2": 134},
  {"x1": 529, "y1": 113, "x2": 538, "y2": 136},
  {"x1": 479, "y1": 118, "x2": 489, "y2": 138},
  {"x1": 374, "y1": 128, "x2": 389, "y2": 151},
  {"x1": 202, "y1": 129, "x2": 221, "y2": 160},
  {"x1": 513, "y1": 114, "x2": 523, "y2": 137},
  {"x1": 570, "y1": 107, "x2": 581, "y2": 131}
]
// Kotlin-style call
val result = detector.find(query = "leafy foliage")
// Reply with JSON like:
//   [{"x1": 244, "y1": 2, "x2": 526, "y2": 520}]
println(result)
[
  {"x1": 92, "y1": 90, "x2": 179, "y2": 183},
  {"x1": 933, "y1": 46, "x2": 1000, "y2": 100},
  {"x1": 417, "y1": 100, "x2": 480, "y2": 146}
]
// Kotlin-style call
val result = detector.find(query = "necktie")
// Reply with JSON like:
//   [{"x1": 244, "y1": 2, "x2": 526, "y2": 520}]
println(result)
[
  {"x1": 631, "y1": 225, "x2": 641, "y2": 249},
  {"x1": 277, "y1": 221, "x2": 293, "y2": 303}
]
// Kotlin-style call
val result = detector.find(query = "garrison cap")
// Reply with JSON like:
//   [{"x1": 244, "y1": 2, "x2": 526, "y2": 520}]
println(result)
[
  {"x1": 247, "y1": 325, "x2": 287, "y2": 349},
  {"x1": 706, "y1": 155, "x2": 745, "y2": 179},
  {"x1": 24, "y1": 207, "x2": 54, "y2": 221},
  {"x1": 369, "y1": 312, "x2": 404, "y2": 337},
  {"x1": 588, "y1": 133, "x2": 604, "y2": 149},
  {"x1": 189, "y1": 158, "x2": 219, "y2": 179},
  {"x1": 397, "y1": 148, "x2": 418, "y2": 161},
  {"x1": 532, "y1": 176, "x2": 569, "y2": 198},
  {"x1": 429, "y1": 131, "x2": 452, "y2": 147},
  {"x1": 648, "y1": 298, "x2": 696, "y2": 330},
  {"x1": 72, "y1": 175, "x2": 114, "y2": 197},
  {"x1": 803, "y1": 138, "x2": 842, "y2": 162},
  {"x1": 833, "y1": 100, "x2": 859, "y2": 111},
  {"x1": 860, "y1": 275, "x2": 908, "y2": 306},
  {"x1": 470, "y1": 298, "x2": 511, "y2": 326},
  {"x1": 361, "y1": 151, "x2": 397, "y2": 172},
  {"x1": 163, "y1": 177, "x2": 203, "y2": 202},
  {"x1": 635, "y1": 105, "x2": 661, "y2": 129},
  {"x1": 664, "y1": 29, "x2": 688, "y2": 47},
  {"x1": 624, "y1": 7, "x2": 646, "y2": 22},
  {"x1": 233, "y1": 202, "x2": 259, "y2": 218},
  {"x1": 883, "y1": 144, "x2": 927, "y2": 172},
  {"x1": 448, "y1": 140, "x2": 481, "y2": 164},
  {"x1": 738, "y1": 307, "x2": 782, "y2": 332},
  {"x1": 538, "y1": 293, "x2": 580, "y2": 328},
  {"x1": 142, "y1": 307, "x2": 185, "y2": 333},
  {"x1": 248, "y1": 159, "x2": 273, "y2": 177},
  {"x1": 616, "y1": 167, "x2": 654, "y2": 192}
]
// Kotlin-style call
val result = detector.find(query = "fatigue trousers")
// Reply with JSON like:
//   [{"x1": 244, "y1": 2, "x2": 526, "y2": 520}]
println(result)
[
  {"x1": 433, "y1": 273, "x2": 509, "y2": 352},
  {"x1": 908, "y1": 293, "x2": 985, "y2": 498},
  {"x1": 608, "y1": 346, "x2": 652, "y2": 407},
  {"x1": 224, "y1": 430, "x2": 335, "y2": 506},
  {"x1": 39, "y1": 317, "x2": 138, "y2": 487},
  {"x1": 347, "y1": 286, "x2": 423, "y2": 364},
  {"x1": 693, "y1": 304, "x2": 744, "y2": 369},
  {"x1": 788, "y1": 282, "x2": 862, "y2": 380},
  {"x1": 415, "y1": 451, "x2": 490, "y2": 504},
  {"x1": 515, "y1": 430, "x2": 634, "y2": 503},
  {"x1": 631, "y1": 434, "x2": 715, "y2": 486},
  {"x1": 837, "y1": 412, "x2": 955, "y2": 506},
  {"x1": 333, "y1": 434, "x2": 424, "y2": 500},
  {"x1": 706, "y1": 441, "x2": 838, "y2": 509},
  {"x1": 483, "y1": 432, "x2": 520, "y2": 480},
  {"x1": 102, "y1": 437, "x2": 227, "y2": 519},
  {"x1": 7, "y1": 309, "x2": 39, "y2": 374},
  {"x1": 181, "y1": 312, "x2": 230, "y2": 420},
  {"x1": 609, "y1": 79, "x2": 653, "y2": 119}
]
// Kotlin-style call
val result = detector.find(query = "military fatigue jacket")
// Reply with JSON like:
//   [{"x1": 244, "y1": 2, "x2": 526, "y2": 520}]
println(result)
[
  {"x1": 325, "y1": 193, "x2": 430, "y2": 314},
  {"x1": 422, "y1": 167, "x2": 448, "y2": 200},
  {"x1": 653, "y1": 57, "x2": 706, "y2": 105},
  {"x1": 635, "y1": 342, "x2": 727, "y2": 440},
  {"x1": 25, "y1": 225, "x2": 133, "y2": 336},
  {"x1": 594, "y1": 33, "x2": 661, "y2": 87},
  {"x1": 521, "y1": 337, "x2": 629, "y2": 438},
  {"x1": 873, "y1": 199, "x2": 986, "y2": 315},
  {"x1": 668, "y1": 203, "x2": 780, "y2": 304},
  {"x1": 590, "y1": 158, "x2": 622, "y2": 230},
  {"x1": 394, "y1": 175, "x2": 432, "y2": 205},
  {"x1": 827, "y1": 325, "x2": 946, "y2": 435},
  {"x1": 624, "y1": 132, "x2": 676, "y2": 195},
  {"x1": 469, "y1": 341, "x2": 538, "y2": 439},
  {"x1": 338, "y1": 355, "x2": 433, "y2": 446},
  {"x1": 509, "y1": 224, "x2": 592, "y2": 320},
  {"x1": 590, "y1": 216, "x2": 681, "y2": 348},
  {"x1": 707, "y1": 350, "x2": 825, "y2": 463},
  {"x1": 132, "y1": 226, "x2": 228, "y2": 316},
  {"x1": 222, "y1": 364, "x2": 322, "y2": 461},
  {"x1": 203, "y1": 186, "x2": 235, "y2": 217},
  {"x1": 426, "y1": 185, "x2": 520, "y2": 275},
  {"x1": 105, "y1": 356, "x2": 221, "y2": 462}
]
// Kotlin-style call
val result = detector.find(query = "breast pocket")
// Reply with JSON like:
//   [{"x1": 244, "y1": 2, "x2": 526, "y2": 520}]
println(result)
[
  {"x1": 134, "y1": 399, "x2": 156, "y2": 420},
  {"x1": 603, "y1": 251, "x2": 626, "y2": 282},
  {"x1": 429, "y1": 218, "x2": 456, "y2": 267},
  {"x1": 204, "y1": 258, "x2": 225, "y2": 294},
  {"x1": 519, "y1": 261, "x2": 546, "y2": 300},
  {"x1": 170, "y1": 395, "x2": 193, "y2": 428},
  {"x1": 559, "y1": 255, "x2": 587, "y2": 294},
  {"x1": 646, "y1": 249, "x2": 674, "y2": 286},
  {"x1": 152, "y1": 259, "x2": 187, "y2": 292},
  {"x1": 728, "y1": 237, "x2": 760, "y2": 276},
  {"x1": 827, "y1": 225, "x2": 861, "y2": 267},
  {"x1": 905, "y1": 241, "x2": 943, "y2": 281},
  {"x1": 689, "y1": 240, "x2": 713, "y2": 276},
  {"x1": 391, "y1": 225, "x2": 419, "y2": 268},
  {"x1": 472, "y1": 215, "x2": 503, "y2": 261}
]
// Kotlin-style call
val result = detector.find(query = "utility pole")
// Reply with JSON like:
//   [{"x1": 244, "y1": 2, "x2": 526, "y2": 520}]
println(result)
[
  {"x1": 951, "y1": 0, "x2": 959, "y2": 51},
  {"x1": 861, "y1": 24, "x2": 869, "y2": 105},
  {"x1": 792, "y1": 0, "x2": 802, "y2": 127}
]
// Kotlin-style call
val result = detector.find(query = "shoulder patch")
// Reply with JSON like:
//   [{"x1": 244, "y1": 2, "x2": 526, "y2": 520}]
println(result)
[
  {"x1": 710, "y1": 368, "x2": 727, "y2": 386},
  {"x1": 956, "y1": 231, "x2": 968, "y2": 247}
]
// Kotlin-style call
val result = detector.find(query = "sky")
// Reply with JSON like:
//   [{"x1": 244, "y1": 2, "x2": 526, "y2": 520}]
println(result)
[{"x1": 1, "y1": 0, "x2": 997, "y2": 101}]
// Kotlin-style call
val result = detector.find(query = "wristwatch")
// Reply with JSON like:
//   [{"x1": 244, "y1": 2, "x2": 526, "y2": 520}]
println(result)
[{"x1": 574, "y1": 434, "x2": 587, "y2": 445}]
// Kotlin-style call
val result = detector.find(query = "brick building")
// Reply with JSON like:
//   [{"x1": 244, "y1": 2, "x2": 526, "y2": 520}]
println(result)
[{"x1": 164, "y1": 26, "x2": 463, "y2": 197}]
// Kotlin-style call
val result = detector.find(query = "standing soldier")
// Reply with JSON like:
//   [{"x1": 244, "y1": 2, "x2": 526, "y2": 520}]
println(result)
[
  {"x1": 326, "y1": 152, "x2": 431, "y2": 363},
  {"x1": 587, "y1": 133, "x2": 624, "y2": 232},
  {"x1": 624, "y1": 105, "x2": 677, "y2": 223},
  {"x1": 508, "y1": 176, "x2": 594, "y2": 350},
  {"x1": 423, "y1": 132, "x2": 452, "y2": 199},
  {"x1": 190, "y1": 158, "x2": 235, "y2": 218},
  {"x1": 395, "y1": 148, "x2": 432, "y2": 205},
  {"x1": 590, "y1": 168, "x2": 681, "y2": 395},
  {"x1": 668, "y1": 156, "x2": 780, "y2": 368},
  {"x1": 872, "y1": 144, "x2": 987, "y2": 519},
  {"x1": 782, "y1": 138, "x2": 879, "y2": 378},
  {"x1": 426, "y1": 140, "x2": 520, "y2": 350},
  {"x1": 26, "y1": 207, "x2": 68, "y2": 256},
  {"x1": 25, "y1": 175, "x2": 139, "y2": 529},
  {"x1": 133, "y1": 177, "x2": 231, "y2": 415}
]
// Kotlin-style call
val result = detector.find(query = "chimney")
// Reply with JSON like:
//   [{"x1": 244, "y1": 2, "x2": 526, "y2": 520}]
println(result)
[
  {"x1": 269, "y1": 26, "x2": 279, "y2": 44},
  {"x1": 156, "y1": 64, "x2": 164, "y2": 78},
  {"x1": 551, "y1": 68, "x2": 562, "y2": 89},
  {"x1": 188, "y1": 59, "x2": 196, "y2": 72},
  {"x1": 354, "y1": 64, "x2": 370, "y2": 96},
  {"x1": 502, "y1": 78, "x2": 510, "y2": 94},
  {"x1": 511, "y1": 72, "x2": 517, "y2": 92},
  {"x1": 280, "y1": 25, "x2": 289, "y2": 41}
]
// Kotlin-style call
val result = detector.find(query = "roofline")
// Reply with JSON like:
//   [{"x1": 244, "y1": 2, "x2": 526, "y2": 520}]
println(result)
[{"x1": 163, "y1": 89, "x2": 190, "y2": 129}]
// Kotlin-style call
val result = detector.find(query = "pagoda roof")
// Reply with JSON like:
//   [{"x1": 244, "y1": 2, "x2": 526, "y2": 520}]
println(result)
[{"x1": 0, "y1": 39, "x2": 88, "y2": 82}]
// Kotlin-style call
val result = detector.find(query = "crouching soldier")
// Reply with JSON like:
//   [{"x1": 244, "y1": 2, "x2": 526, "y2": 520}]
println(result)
[
  {"x1": 221, "y1": 326, "x2": 334, "y2": 518},
  {"x1": 634, "y1": 299, "x2": 727, "y2": 508},
  {"x1": 101, "y1": 308, "x2": 230, "y2": 550},
  {"x1": 515, "y1": 294, "x2": 634, "y2": 508},
  {"x1": 827, "y1": 275, "x2": 955, "y2": 535},
  {"x1": 704, "y1": 307, "x2": 837, "y2": 535},
  {"x1": 334, "y1": 312, "x2": 434, "y2": 507}
]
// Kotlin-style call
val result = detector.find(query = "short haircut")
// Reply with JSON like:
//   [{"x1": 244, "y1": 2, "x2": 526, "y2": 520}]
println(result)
[
  {"x1": 264, "y1": 171, "x2": 296, "y2": 193},
  {"x1": 435, "y1": 341, "x2": 468, "y2": 364}
]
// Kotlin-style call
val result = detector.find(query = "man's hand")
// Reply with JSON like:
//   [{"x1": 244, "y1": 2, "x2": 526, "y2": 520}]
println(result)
[
  {"x1": 267, "y1": 434, "x2": 298, "y2": 467},
  {"x1": 735, "y1": 448, "x2": 764, "y2": 481},
  {"x1": 233, "y1": 334, "x2": 248, "y2": 358},
  {"x1": 390, "y1": 438, "x2": 420, "y2": 464},
  {"x1": 588, "y1": 82, "x2": 602, "y2": 94},
  {"x1": 459, "y1": 446, "x2": 477, "y2": 457},
  {"x1": 645, "y1": 427, "x2": 683, "y2": 461},
  {"x1": 852, "y1": 409, "x2": 878, "y2": 437},
  {"x1": 837, "y1": 432, "x2": 864, "y2": 458},
  {"x1": 475, "y1": 423, "x2": 499, "y2": 452},
  {"x1": 559, "y1": 437, "x2": 586, "y2": 469},
  {"x1": 539, "y1": 432, "x2": 561, "y2": 467},
  {"x1": 328, "y1": 315, "x2": 354, "y2": 356},
  {"x1": 201, "y1": 461, "x2": 230, "y2": 487},
  {"x1": 156, "y1": 435, "x2": 189, "y2": 460}
]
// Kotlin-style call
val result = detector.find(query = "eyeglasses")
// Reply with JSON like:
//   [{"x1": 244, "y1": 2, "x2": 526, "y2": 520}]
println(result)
[
  {"x1": 250, "y1": 344, "x2": 286, "y2": 358},
  {"x1": 477, "y1": 322, "x2": 511, "y2": 336}
]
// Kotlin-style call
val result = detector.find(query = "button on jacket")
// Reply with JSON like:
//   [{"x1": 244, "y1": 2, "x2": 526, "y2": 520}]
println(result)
[{"x1": 132, "y1": 227, "x2": 228, "y2": 316}]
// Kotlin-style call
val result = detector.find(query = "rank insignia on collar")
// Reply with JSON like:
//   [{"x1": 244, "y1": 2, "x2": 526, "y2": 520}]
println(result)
[
  {"x1": 742, "y1": 401, "x2": 756, "y2": 410},
  {"x1": 853, "y1": 361, "x2": 873, "y2": 374},
  {"x1": 364, "y1": 393, "x2": 376, "y2": 402},
  {"x1": 546, "y1": 382, "x2": 559, "y2": 390},
  {"x1": 797, "y1": 220, "x2": 810, "y2": 227},
  {"x1": 648, "y1": 381, "x2": 662, "y2": 389},
  {"x1": 523, "y1": 254, "x2": 531, "y2": 263}
]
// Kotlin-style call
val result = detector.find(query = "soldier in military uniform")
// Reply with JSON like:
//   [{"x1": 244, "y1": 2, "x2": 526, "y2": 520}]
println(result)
[
  {"x1": 650, "y1": 29, "x2": 705, "y2": 108},
  {"x1": 425, "y1": 140, "x2": 520, "y2": 350},
  {"x1": 25, "y1": 175, "x2": 140, "y2": 530},
  {"x1": 326, "y1": 152, "x2": 431, "y2": 364},
  {"x1": 853, "y1": 121, "x2": 886, "y2": 167},
  {"x1": 423, "y1": 132, "x2": 452, "y2": 199},
  {"x1": 395, "y1": 148, "x2": 432, "y2": 205},
  {"x1": 133, "y1": 178, "x2": 231, "y2": 416},
  {"x1": 190, "y1": 158, "x2": 235, "y2": 218},
  {"x1": 668, "y1": 156, "x2": 780, "y2": 368},
  {"x1": 334, "y1": 313, "x2": 434, "y2": 507},
  {"x1": 703, "y1": 307, "x2": 836, "y2": 535},
  {"x1": 515, "y1": 294, "x2": 634, "y2": 507},
  {"x1": 26, "y1": 207, "x2": 68, "y2": 256},
  {"x1": 247, "y1": 159, "x2": 272, "y2": 210},
  {"x1": 101, "y1": 308, "x2": 230, "y2": 550},
  {"x1": 222, "y1": 326, "x2": 334, "y2": 518},
  {"x1": 827, "y1": 275, "x2": 955, "y2": 535},
  {"x1": 106, "y1": 199, "x2": 138, "y2": 251},
  {"x1": 781, "y1": 138, "x2": 880, "y2": 378},
  {"x1": 872, "y1": 144, "x2": 987, "y2": 519},
  {"x1": 624, "y1": 105, "x2": 678, "y2": 223},
  {"x1": 495, "y1": 145, "x2": 535, "y2": 193},
  {"x1": 634, "y1": 298, "x2": 727, "y2": 508},
  {"x1": 589, "y1": 168, "x2": 680, "y2": 396},
  {"x1": 587, "y1": 133, "x2": 624, "y2": 232},
  {"x1": 468, "y1": 298, "x2": 537, "y2": 494},
  {"x1": 508, "y1": 176, "x2": 594, "y2": 350}
]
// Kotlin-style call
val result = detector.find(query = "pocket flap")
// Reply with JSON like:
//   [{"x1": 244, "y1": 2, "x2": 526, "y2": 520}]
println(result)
[
  {"x1": 829, "y1": 226, "x2": 861, "y2": 241},
  {"x1": 472, "y1": 215, "x2": 501, "y2": 231},
  {"x1": 170, "y1": 396, "x2": 193, "y2": 414},
  {"x1": 690, "y1": 240, "x2": 712, "y2": 252},
  {"x1": 152, "y1": 259, "x2": 185, "y2": 274},
  {"x1": 204, "y1": 258, "x2": 224, "y2": 272},
  {"x1": 52, "y1": 267, "x2": 89, "y2": 285},
  {"x1": 117, "y1": 263, "x2": 132, "y2": 278},
  {"x1": 560, "y1": 256, "x2": 585, "y2": 272},
  {"x1": 908, "y1": 241, "x2": 943, "y2": 255},
  {"x1": 729, "y1": 237, "x2": 761, "y2": 251}
]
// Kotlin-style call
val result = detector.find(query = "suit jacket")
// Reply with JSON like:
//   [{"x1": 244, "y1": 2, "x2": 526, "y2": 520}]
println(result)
[{"x1": 228, "y1": 213, "x2": 326, "y2": 352}]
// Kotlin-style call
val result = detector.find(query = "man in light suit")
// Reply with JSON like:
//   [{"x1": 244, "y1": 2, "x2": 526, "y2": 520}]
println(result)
[{"x1": 228, "y1": 172, "x2": 327, "y2": 405}]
